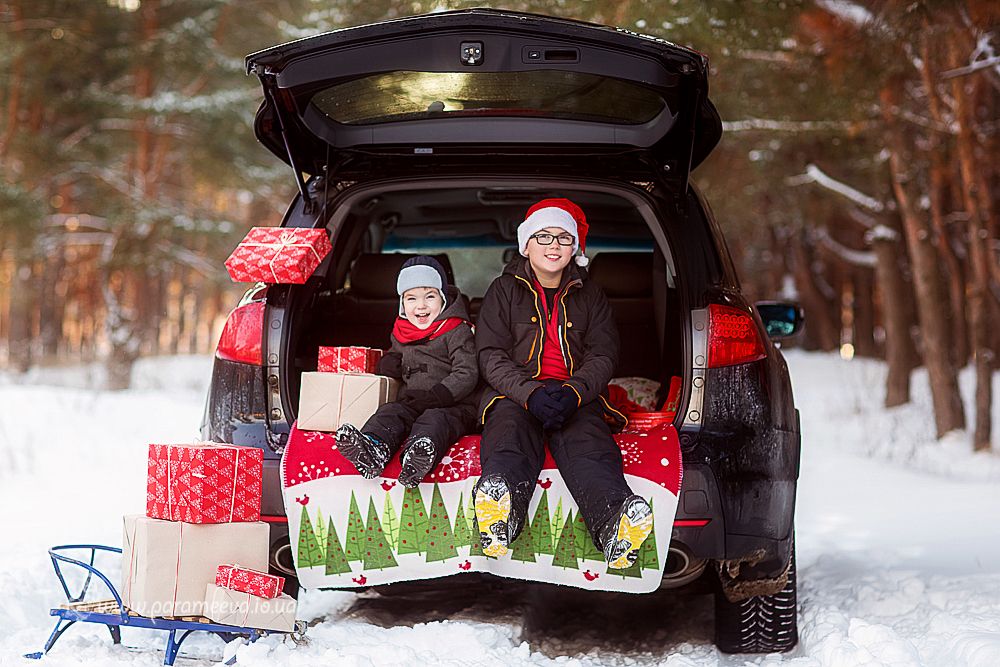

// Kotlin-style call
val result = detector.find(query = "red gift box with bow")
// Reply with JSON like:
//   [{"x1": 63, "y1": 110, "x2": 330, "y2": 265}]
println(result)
[
  {"x1": 215, "y1": 564, "x2": 285, "y2": 600},
  {"x1": 317, "y1": 346, "x2": 383, "y2": 374},
  {"x1": 225, "y1": 227, "x2": 332, "y2": 284},
  {"x1": 146, "y1": 443, "x2": 263, "y2": 524}
]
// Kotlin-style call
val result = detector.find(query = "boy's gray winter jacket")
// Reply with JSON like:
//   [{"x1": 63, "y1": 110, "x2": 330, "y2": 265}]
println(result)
[{"x1": 379, "y1": 285, "x2": 478, "y2": 402}]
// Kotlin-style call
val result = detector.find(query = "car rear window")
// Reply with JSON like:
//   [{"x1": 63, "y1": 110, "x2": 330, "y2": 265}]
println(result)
[{"x1": 310, "y1": 70, "x2": 667, "y2": 126}]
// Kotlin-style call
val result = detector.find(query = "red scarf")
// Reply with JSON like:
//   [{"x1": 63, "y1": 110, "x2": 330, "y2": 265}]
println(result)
[{"x1": 392, "y1": 316, "x2": 468, "y2": 344}]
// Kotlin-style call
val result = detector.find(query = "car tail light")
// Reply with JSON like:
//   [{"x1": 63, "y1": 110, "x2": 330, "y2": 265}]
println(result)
[
  {"x1": 707, "y1": 303, "x2": 766, "y2": 368},
  {"x1": 216, "y1": 301, "x2": 265, "y2": 365}
]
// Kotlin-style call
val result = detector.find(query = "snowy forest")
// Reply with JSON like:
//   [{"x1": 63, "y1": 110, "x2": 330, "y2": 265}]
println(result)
[{"x1": 2, "y1": 0, "x2": 999, "y2": 447}]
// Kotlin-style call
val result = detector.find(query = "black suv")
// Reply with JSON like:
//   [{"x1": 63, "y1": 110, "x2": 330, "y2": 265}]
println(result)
[{"x1": 201, "y1": 9, "x2": 803, "y2": 654}]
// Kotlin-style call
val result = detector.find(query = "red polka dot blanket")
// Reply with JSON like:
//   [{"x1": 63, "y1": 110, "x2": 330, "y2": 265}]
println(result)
[{"x1": 281, "y1": 423, "x2": 681, "y2": 593}]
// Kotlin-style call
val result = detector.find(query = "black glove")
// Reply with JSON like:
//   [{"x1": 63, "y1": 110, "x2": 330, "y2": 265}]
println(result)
[
  {"x1": 548, "y1": 385, "x2": 580, "y2": 424},
  {"x1": 376, "y1": 352, "x2": 403, "y2": 379},
  {"x1": 400, "y1": 384, "x2": 454, "y2": 412},
  {"x1": 527, "y1": 385, "x2": 563, "y2": 430}
]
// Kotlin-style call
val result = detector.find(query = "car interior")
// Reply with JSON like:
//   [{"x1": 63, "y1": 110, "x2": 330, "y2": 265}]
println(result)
[{"x1": 286, "y1": 184, "x2": 684, "y2": 415}]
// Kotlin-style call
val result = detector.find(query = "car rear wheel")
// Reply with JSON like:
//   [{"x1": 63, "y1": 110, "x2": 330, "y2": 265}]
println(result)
[{"x1": 713, "y1": 548, "x2": 798, "y2": 654}]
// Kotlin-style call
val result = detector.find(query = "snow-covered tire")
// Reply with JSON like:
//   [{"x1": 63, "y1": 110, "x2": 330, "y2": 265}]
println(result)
[{"x1": 713, "y1": 551, "x2": 798, "y2": 654}]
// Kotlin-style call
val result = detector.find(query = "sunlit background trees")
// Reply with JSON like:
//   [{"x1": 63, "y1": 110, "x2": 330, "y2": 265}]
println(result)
[{"x1": 2, "y1": 1, "x2": 998, "y2": 447}]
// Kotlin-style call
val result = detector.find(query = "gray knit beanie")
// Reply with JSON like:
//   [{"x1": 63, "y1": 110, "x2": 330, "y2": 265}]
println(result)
[{"x1": 396, "y1": 256, "x2": 449, "y2": 316}]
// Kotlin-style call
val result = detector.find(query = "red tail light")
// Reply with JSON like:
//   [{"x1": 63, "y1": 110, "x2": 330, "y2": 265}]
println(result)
[
  {"x1": 707, "y1": 303, "x2": 766, "y2": 368},
  {"x1": 216, "y1": 301, "x2": 265, "y2": 365}
]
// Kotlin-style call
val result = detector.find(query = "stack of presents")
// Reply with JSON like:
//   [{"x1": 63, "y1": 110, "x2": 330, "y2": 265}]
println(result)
[
  {"x1": 298, "y1": 345, "x2": 397, "y2": 431},
  {"x1": 121, "y1": 442, "x2": 296, "y2": 631}
]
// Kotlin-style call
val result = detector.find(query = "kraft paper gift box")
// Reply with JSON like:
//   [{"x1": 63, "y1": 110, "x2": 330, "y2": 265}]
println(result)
[
  {"x1": 146, "y1": 442, "x2": 263, "y2": 524},
  {"x1": 225, "y1": 227, "x2": 332, "y2": 284},
  {"x1": 204, "y1": 584, "x2": 297, "y2": 632},
  {"x1": 121, "y1": 515, "x2": 269, "y2": 618},
  {"x1": 297, "y1": 372, "x2": 399, "y2": 432}
]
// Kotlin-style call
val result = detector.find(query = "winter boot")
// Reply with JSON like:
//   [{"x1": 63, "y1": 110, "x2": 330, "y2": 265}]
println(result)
[
  {"x1": 335, "y1": 423, "x2": 390, "y2": 479},
  {"x1": 398, "y1": 436, "x2": 436, "y2": 488},
  {"x1": 600, "y1": 495, "x2": 654, "y2": 570},
  {"x1": 474, "y1": 474, "x2": 514, "y2": 558}
]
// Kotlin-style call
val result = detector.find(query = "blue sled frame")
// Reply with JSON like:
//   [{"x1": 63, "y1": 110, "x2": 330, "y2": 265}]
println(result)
[{"x1": 24, "y1": 544, "x2": 302, "y2": 666}]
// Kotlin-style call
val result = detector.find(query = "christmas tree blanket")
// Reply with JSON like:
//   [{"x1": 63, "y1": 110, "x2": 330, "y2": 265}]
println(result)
[{"x1": 281, "y1": 423, "x2": 682, "y2": 593}]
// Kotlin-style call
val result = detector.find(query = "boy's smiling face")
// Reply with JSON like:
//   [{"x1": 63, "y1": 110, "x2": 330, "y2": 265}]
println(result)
[
  {"x1": 402, "y1": 287, "x2": 444, "y2": 329},
  {"x1": 526, "y1": 226, "x2": 574, "y2": 285}
]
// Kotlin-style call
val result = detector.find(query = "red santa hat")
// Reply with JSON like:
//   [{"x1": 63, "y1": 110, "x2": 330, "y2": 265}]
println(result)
[{"x1": 517, "y1": 198, "x2": 590, "y2": 267}]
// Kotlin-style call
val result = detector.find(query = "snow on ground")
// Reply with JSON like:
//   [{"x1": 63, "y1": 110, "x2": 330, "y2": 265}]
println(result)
[{"x1": 1, "y1": 351, "x2": 999, "y2": 666}]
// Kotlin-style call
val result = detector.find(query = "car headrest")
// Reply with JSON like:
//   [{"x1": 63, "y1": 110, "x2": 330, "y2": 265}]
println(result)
[
  {"x1": 588, "y1": 252, "x2": 653, "y2": 298},
  {"x1": 348, "y1": 253, "x2": 454, "y2": 299}
]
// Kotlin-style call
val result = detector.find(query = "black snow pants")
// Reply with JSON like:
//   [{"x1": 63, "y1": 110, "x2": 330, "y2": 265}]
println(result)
[
  {"x1": 362, "y1": 401, "x2": 476, "y2": 465},
  {"x1": 479, "y1": 398, "x2": 633, "y2": 549}
]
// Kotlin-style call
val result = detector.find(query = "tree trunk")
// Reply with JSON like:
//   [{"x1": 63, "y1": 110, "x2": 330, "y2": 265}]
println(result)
[
  {"x1": 871, "y1": 225, "x2": 916, "y2": 407},
  {"x1": 7, "y1": 261, "x2": 34, "y2": 373},
  {"x1": 38, "y1": 252, "x2": 66, "y2": 360},
  {"x1": 950, "y1": 41, "x2": 993, "y2": 451},
  {"x1": 790, "y1": 228, "x2": 839, "y2": 351},
  {"x1": 920, "y1": 30, "x2": 969, "y2": 368},
  {"x1": 880, "y1": 82, "x2": 965, "y2": 437},
  {"x1": 852, "y1": 267, "x2": 878, "y2": 358}
]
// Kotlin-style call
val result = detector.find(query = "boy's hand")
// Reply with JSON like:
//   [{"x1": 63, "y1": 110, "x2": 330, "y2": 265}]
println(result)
[
  {"x1": 527, "y1": 385, "x2": 564, "y2": 429},
  {"x1": 548, "y1": 386, "x2": 580, "y2": 423}
]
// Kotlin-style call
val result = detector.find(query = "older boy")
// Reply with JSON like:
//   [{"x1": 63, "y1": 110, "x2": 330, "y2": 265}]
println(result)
[{"x1": 474, "y1": 198, "x2": 653, "y2": 569}]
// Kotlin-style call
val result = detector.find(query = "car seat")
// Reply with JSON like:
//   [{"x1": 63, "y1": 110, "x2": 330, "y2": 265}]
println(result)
[{"x1": 588, "y1": 252, "x2": 660, "y2": 378}]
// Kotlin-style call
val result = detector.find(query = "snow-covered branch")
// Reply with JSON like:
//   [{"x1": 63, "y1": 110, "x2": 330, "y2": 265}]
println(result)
[
  {"x1": 722, "y1": 118, "x2": 873, "y2": 133},
  {"x1": 815, "y1": 0, "x2": 874, "y2": 28},
  {"x1": 816, "y1": 227, "x2": 878, "y2": 267},
  {"x1": 736, "y1": 49, "x2": 799, "y2": 65},
  {"x1": 799, "y1": 164, "x2": 886, "y2": 212}
]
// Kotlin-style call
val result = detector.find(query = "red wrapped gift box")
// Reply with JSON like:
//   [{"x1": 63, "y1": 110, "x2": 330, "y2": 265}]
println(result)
[
  {"x1": 318, "y1": 346, "x2": 383, "y2": 374},
  {"x1": 225, "y1": 227, "x2": 332, "y2": 284},
  {"x1": 146, "y1": 443, "x2": 263, "y2": 524},
  {"x1": 215, "y1": 564, "x2": 285, "y2": 600}
]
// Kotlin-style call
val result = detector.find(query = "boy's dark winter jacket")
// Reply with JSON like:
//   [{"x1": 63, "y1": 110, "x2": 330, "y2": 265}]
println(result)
[
  {"x1": 475, "y1": 257, "x2": 626, "y2": 429},
  {"x1": 378, "y1": 285, "x2": 478, "y2": 403}
]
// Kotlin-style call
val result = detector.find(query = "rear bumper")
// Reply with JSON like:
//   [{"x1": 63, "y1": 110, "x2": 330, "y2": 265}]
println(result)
[{"x1": 674, "y1": 457, "x2": 796, "y2": 580}]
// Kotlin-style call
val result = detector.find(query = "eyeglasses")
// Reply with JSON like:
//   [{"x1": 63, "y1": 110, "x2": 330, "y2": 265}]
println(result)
[{"x1": 529, "y1": 232, "x2": 575, "y2": 247}]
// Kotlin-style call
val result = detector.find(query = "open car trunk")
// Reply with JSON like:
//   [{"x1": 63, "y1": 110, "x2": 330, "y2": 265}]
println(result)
[
  {"x1": 277, "y1": 178, "x2": 686, "y2": 422},
  {"x1": 246, "y1": 8, "x2": 721, "y2": 205}
]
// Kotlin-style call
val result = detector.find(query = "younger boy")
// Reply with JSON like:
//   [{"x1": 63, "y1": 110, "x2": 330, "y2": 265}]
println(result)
[
  {"x1": 474, "y1": 199, "x2": 654, "y2": 569},
  {"x1": 336, "y1": 256, "x2": 477, "y2": 488}
]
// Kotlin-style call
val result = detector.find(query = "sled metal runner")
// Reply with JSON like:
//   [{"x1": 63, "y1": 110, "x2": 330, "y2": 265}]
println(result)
[{"x1": 25, "y1": 544, "x2": 303, "y2": 666}]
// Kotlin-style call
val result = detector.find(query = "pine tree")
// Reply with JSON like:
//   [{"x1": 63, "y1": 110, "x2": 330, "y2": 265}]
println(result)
[
  {"x1": 397, "y1": 485, "x2": 429, "y2": 555},
  {"x1": 452, "y1": 492, "x2": 475, "y2": 552},
  {"x1": 425, "y1": 483, "x2": 458, "y2": 563},
  {"x1": 509, "y1": 515, "x2": 536, "y2": 563},
  {"x1": 324, "y1": 519, "x2": 351, "y2": 576},
  {"x1": 363, "y1": 498, "x2": 398, "y2": 570},
  {"x1": 552, "y1": 497, "x2": 564, "y2": 544},
  {"x1": 573, "y1": 512, "x2": 605, "y2": 562},
  {"x1": 530, "y1": 489, "x2": 553, "y2": 555},
  {"x1": 382, "y1": 490, "x2": 400, "y2": 550},
  {"x1": 315, "y1": 507, "x2": 328, "y2": 559},
  {"x1": 640, "y1": 499, "x2": 659, "y2": 571},
  {"x1": 344, "y1": 492, "x2": 366, "y2": 562},
  {"x1": 551, "y1": 511, "x2": 578, "y2": 570},
  {"x1": 465, "y1": 486, "x2": 477, "y2": 536},
  {"x1": 297, "y1": 505, "x2": 324, "y2": 568}
]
